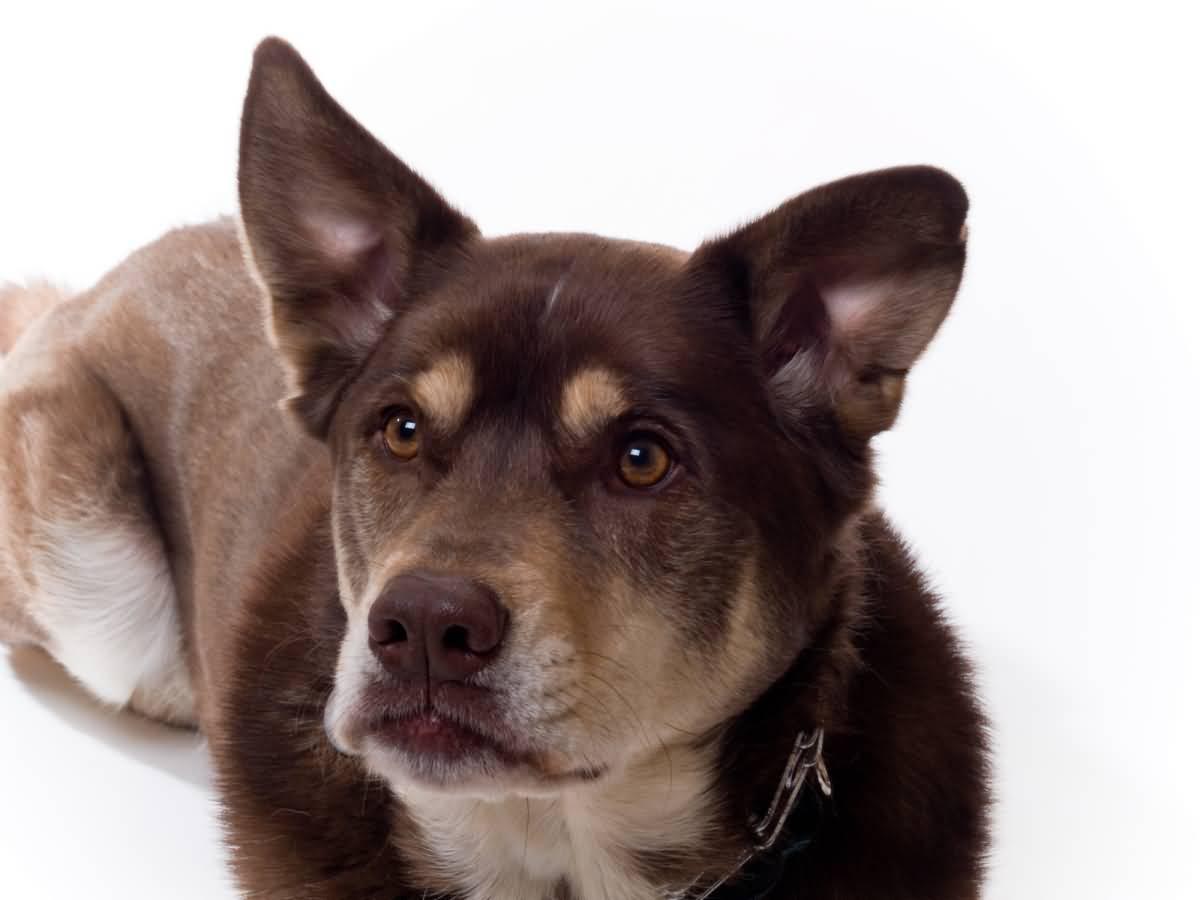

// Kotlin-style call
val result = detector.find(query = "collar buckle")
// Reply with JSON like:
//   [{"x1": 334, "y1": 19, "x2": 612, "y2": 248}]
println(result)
[
  {"x1": 751, "y1": 727, "x2": 832, "y2": 849},
  {"x1": 678, "y1": 726, "x2": 832, "y2": 900}
]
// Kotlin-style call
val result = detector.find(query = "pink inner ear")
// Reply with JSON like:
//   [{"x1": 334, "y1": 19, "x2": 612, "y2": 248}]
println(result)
[
  {"x1": 302, "y1": 206, "x2": 381, "y2": 268},
  {"x1": 765, "y1": 276, "x2": 900, "y2": 386},
  {"x1": 823, "y1": 279, "x2": 892, "y2": 343}
]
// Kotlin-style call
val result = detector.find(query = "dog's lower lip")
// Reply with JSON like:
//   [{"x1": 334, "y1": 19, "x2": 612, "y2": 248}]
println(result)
[{"x1": 370, "y1": 712, "x2": 506, "y2": 760}]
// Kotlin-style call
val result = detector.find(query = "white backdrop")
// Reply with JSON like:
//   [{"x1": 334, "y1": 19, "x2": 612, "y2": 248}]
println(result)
[{"x1": 1, "y1": 2, "x2": 1197, "y2": 898}]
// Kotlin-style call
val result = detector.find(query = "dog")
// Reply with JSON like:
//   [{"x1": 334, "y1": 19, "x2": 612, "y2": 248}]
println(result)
[{"x1": 0, "y1": 37, "x2": 989, "y2": 900}]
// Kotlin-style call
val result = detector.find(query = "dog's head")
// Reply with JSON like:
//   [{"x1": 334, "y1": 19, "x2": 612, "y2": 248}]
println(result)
[{"x1": 238, "y1": 39, "x2": 967, "y2": 798}]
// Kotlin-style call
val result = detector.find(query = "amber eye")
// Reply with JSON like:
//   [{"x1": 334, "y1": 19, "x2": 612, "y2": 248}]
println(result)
[
  {"x1": 382, "y1": 410, "x2": 421, "y2": 460},
  {"x1": 617, "y1": 435, "x2": 673, "y2": 489}
]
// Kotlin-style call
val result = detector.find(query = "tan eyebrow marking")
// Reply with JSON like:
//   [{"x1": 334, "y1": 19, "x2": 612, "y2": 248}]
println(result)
[
  {"x1": 412, "y1": 353, "x2": 475, "y2": 433},
  {"x1": 560, "y1": 367, "x2": 627, "y2": 442}
]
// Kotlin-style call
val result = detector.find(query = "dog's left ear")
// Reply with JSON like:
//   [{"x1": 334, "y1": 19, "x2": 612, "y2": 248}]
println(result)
[
  {"x1": 688, "y1": 166, "x2": 968, "y2": 441},
  {"x1": 238, "y1": 38, "x2": 478, "y2": 437}
]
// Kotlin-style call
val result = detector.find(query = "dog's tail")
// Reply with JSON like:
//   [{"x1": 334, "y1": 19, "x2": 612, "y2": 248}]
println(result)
[{"x1": 0, "y1": 280, "x2": 71, "y2": 356}]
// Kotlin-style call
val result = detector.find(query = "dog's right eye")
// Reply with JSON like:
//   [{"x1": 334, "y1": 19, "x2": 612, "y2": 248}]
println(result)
[
  {"x1": 617, "y1": 434, "x2": 673, "y2": 489},
  {"x1": 382, "y1": 409, "x2": 421, "y2": 460}
]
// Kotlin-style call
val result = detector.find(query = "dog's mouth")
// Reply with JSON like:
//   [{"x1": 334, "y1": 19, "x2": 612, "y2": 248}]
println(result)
[
  {"x1": 366, "y1": 709, "x2": 519, "y2": 765},
  {"x1": 333, "y1": 679, "x2": 610, "y2": 790},
  {"x1": 348, "y1": 679, "x2": 516, "y2": 751}
]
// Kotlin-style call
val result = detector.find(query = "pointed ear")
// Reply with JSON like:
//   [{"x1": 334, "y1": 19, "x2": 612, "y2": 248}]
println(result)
[
  {"x1": 689, "y1": 166, "x2": 968, "y2": 441},
  {"x1": 238, "y1": 37, "x2": 478, "y2": 437}
]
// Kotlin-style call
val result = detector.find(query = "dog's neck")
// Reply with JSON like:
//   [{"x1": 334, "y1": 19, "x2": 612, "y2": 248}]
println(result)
[{"x1": 399, "y1": 737, "x2": 728, "y2": 900}]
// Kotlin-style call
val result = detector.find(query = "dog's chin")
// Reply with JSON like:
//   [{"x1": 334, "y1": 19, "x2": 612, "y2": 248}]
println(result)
[
  {"x1": 361, "y1": 741, "x2": 579, "y2": 799},
  {"x1": 361, "y1": 732, "x2": 608, "y2": 799}
]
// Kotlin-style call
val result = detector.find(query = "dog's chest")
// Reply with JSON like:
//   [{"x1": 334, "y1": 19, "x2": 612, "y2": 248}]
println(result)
[{"x1": 403, "y1": 754, "x2": 719, "y2": 900}]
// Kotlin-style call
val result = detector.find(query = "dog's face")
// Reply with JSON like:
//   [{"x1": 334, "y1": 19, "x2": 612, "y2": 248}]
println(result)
[
  {"x1": 321, "y1": 236, "x2": 809, "y2": 796},
  {"x1": 238, "y1": 40, "x2": 967, "y2": 797}
]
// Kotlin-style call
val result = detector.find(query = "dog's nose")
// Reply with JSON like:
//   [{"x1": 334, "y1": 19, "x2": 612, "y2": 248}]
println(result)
[{"x1": 367, "y1": 572, "x2": 508, "y2": 684}]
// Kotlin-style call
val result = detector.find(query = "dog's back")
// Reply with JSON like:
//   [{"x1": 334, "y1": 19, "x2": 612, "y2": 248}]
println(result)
[{"x1": 0, "y1": 221, "x2": 306, "y2": 726}]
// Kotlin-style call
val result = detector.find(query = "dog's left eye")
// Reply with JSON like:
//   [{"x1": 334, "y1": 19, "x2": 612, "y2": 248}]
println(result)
[
  {"x1": 617, "y1": 435, "x2": 673, "y2": 489},
  {"x1": 382, "y1": 409, "x2": 421, "y2": 460}
]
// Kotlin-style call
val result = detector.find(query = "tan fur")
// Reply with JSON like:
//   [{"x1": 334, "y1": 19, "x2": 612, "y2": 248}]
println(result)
[
  {"x1": 560, "y1": 367, "x2": 627, "y2": 442},
  {"x1": 0, "y1": 280, "x2": 69, "y2": 354},
  {"x1": 412, "y1": 353, "x2": 475, "y2": 434},
  {"x1": 0, "y1": 301, "x2": 194, "y2": 723},
  {"x1": 0, "y1": 220, "x2": 260, "y2": 730}
]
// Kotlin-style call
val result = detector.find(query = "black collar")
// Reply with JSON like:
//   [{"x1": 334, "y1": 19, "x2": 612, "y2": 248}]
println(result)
[{"x1": 676, "y1": 728, "x2": 831, "y2": 900}]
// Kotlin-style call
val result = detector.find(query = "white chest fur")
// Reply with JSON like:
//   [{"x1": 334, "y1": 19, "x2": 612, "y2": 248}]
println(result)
[{"x1": 402, "y1": 745, "x2": 721, "y2": 900}]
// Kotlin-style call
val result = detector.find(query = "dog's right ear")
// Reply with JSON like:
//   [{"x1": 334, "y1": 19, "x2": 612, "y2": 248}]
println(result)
[
  {"x1": 686, "y1": 166, "x2": 968, "y2": 443},
  {"x1": 238, "y1": 37, "x2": 478, "y2": 438}
]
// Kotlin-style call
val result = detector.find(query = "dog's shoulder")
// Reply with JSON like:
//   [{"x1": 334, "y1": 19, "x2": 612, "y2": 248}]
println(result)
[{"x1": 791, "y1": 511, "x2": 991, "y2": 898}]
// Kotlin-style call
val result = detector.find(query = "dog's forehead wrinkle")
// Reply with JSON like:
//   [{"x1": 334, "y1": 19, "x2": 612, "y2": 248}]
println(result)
[
  {"x1": 544, "y1": 275, "x2": 567, "y2": 319},
  {"x1": 470, "y1": 234, "x2": 686, "y2": 321}
]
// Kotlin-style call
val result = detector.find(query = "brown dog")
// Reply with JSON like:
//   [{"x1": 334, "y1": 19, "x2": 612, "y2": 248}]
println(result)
[{"x1": 0, "y1": 37, "x2": 989, "y2": 899}]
